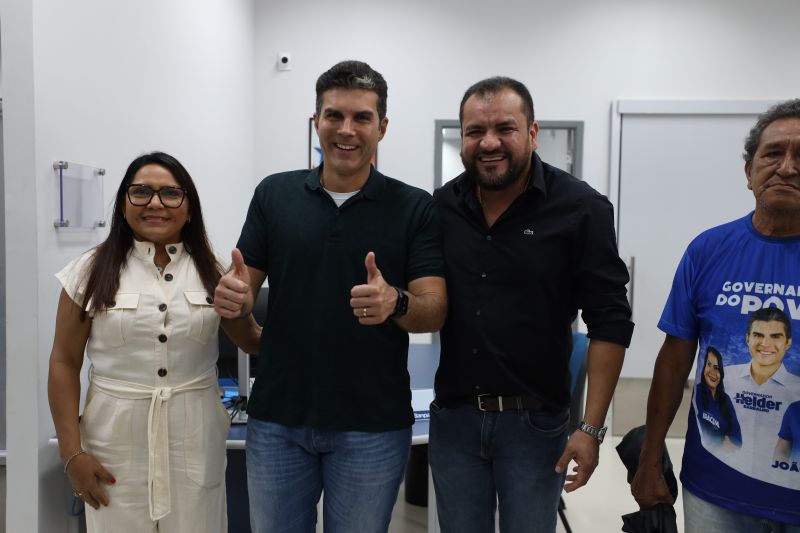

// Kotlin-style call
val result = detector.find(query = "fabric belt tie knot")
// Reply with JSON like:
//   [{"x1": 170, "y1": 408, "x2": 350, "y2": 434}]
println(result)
[
  {"x1": 89, "y1": 366, "x2": 219, "y2": 521},
  {"x1": 156, "y1": 388, "x2": 173, "y2": 401}
]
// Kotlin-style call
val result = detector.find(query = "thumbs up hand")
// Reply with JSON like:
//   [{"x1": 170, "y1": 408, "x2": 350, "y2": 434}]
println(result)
[
  {"x1": 365, "y1": 251, "x2": 382, "y2": 285},
  {"x1": 350, "y1": 251, "x2": 397, "y2": 325},
  {"x1": 214, "y1": 248, "x2": 253, "y2": 318},
  {"x1": 230, "y1": 248, "x2": 250, "y2": 286}
]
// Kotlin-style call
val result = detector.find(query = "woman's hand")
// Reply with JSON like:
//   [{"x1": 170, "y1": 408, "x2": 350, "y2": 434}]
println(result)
[{"x1": 67, "y1": 452, "x2": 116, "y2": 510}]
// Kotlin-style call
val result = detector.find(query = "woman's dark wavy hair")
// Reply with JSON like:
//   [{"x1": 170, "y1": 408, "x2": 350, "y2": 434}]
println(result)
[
  {"x1": 80, "y1": 152, "x2": 222, "y2": 319},
  {"x1": 699, "y1": 347, "x2": 733, "y2": 422}
]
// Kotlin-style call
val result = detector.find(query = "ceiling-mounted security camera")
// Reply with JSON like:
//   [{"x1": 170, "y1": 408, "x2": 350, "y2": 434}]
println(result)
[{"x1": 277, "y1": 52, "x2": 292, "y2": 71}]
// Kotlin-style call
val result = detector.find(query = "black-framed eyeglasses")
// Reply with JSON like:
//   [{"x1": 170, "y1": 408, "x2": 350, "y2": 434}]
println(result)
[{"x1": 126, "y1": 184, "x2": 187, "y2": 208}]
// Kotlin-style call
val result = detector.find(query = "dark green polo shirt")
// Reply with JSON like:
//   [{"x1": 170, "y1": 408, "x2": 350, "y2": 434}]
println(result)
[{"x1": 237, "y1": 165, "x2": 444, "y2": 431}]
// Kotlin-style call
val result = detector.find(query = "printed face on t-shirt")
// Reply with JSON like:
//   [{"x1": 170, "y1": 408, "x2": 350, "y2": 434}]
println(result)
[
  {"x1": 746, "y1": 319, "x2": 792, "y2": 375},
  {"x1": 704, "y1": 352, "x2": 722, "y2": 393}
]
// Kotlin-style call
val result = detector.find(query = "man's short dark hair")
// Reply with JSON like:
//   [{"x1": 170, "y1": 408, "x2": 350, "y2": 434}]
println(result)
[
  {"x1": 459, "y1": 77, "x2": 535, "y2": 127},
  {"x1": 747, "y1": 307, "x2": 792, "y2": 340},
  {"x1": 743, "y1": 99, "x2": 800, "y2": 164},
  {"x1": 315, "y1": 60, "x2": 388, "y2": 121}
]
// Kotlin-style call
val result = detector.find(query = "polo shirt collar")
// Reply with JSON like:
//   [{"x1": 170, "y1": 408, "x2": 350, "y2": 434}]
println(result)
[
  {"x1": 305, "y1": 164, "x2": 385, "y2": 200},
  {"x1": 453, "y1": 152, "x2": 548, "y2": 201},
  {"x1": 304, "y1": 166, "x2": 324, "y2": 191}
]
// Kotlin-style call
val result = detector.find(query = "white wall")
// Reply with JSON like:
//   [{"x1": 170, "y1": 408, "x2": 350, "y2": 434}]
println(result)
[
  {"x1": 253, "y1": 0, "x2": 800, "y2": 195},
  {"x1": 1, "y1": 0, "x2": 255, "y2": 530}
]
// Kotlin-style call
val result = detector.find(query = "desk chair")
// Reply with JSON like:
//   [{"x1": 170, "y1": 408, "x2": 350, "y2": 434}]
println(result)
[{"x1": 558, "y1": 332, "x2": 589, "y2": 533}]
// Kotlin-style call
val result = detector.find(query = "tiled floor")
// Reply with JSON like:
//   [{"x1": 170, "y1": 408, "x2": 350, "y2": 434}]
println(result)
[{"x1": 387, "y1": 438, "x2": 687, "y2": 533}]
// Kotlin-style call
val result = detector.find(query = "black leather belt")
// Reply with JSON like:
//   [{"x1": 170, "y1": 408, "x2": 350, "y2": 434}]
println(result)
[{"x1": 476, "y1": 394, "x2": 544, "y2": 412}]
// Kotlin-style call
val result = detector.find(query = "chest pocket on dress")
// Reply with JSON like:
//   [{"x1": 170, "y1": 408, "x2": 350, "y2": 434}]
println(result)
[
  {"x1": 184, "y1": 291, "x2": 219, "y2": 343},
  {"x1": 92, "y1": 293, "x2": 140, "y2": 348}
]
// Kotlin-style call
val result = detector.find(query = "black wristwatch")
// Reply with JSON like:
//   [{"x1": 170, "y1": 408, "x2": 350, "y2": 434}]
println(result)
[
  {"x1": 390, "y1": 286, "x2": 408, "y2": 318},
  {"x1": 578, "y1": 421, "x2": 607, "y2": 443}
]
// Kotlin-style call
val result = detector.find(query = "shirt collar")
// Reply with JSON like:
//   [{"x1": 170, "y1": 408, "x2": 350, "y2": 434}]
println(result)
[
  {"x1": 732, "y1": 362, "x2": 796, "y2": 387},
  {"x1": 131, "y1": 239, "x2": 186, "y2": 262},
  {"x1": 769, "y1": 364, "x2": 800, "y2": 387},
  {"x1": 453, "y1": 152, "x2": 548, "y2": 201},
  {"x1": 731, "y1": 362, "x2": 753, "y2": 380},
  {"x1": 305, "y1": 164, "x2": 385, "y2": 201}
]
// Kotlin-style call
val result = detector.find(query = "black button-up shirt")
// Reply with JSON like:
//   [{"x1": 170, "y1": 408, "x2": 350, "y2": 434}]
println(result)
[{"x1": 433, "y1": 153, "x2": 634, "y2": 410}]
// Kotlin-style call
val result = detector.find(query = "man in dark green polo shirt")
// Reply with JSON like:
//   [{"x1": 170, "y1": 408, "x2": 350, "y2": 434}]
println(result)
[{"x1": 214, "y1": 60, "x2": 447, "y2": 533}]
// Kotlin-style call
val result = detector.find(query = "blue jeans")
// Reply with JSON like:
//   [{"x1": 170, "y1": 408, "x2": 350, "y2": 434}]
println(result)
[
  {"x1": 428, "y1": 401, "x2": 569, "y2": 533},
  {"x1": 245, "y1": 418, "x2": 411, "y2": 533},
  {"x1": 683, "y1": 487, "x2": 800, "y2": 533}
]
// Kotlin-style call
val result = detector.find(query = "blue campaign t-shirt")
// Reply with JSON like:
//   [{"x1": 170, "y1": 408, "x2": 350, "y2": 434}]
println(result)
[
  {"x1": 778, "y1": 401, "x2": 800, "y2": 460},
  {"x1": 659, "y1": 213, "x2": 800, "y2": 525}
]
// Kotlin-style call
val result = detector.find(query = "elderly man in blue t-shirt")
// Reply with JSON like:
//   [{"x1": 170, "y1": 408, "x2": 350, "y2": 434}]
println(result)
[{"x1": 632, "y1": 99, "x2": 800, "y2": 531}]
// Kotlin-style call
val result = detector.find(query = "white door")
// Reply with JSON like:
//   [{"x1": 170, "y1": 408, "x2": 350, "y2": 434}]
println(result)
[{"x1": 614, "y1": 102, "x2": 773, "y2": 378}]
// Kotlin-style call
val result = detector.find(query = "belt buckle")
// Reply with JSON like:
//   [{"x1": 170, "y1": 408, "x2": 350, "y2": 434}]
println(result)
[
  {"x1": 478, "y1": 394, "x2": 490, "y2": 411},
  {"x1": 478, "y1": 394, "x2": 504, "y2": 412}
]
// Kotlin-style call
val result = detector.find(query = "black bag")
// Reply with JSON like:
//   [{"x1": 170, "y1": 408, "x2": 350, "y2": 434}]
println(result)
[
  {"x1": 621, "y1": 504, "x2": 678, "y2": 533},
  {"x1": 616, "y1": 426, "x2": 679, "y2": 533}
]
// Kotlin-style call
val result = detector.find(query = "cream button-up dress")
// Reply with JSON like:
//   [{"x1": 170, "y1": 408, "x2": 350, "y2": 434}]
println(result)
[{"x1": 57, "y1": 240, "x2": 229, "y2": 532}]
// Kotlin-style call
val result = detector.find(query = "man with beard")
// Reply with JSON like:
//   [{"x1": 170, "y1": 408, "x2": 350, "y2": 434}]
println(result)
[{"x1": 429, "y1": 77, "x2": 634, "y2": 532}]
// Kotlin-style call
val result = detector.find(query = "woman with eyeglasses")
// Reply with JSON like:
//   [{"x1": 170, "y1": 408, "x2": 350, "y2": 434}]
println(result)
[
  {"x1": 695, "y1": 346, "x2": 742, "y2": 452},
  {"x1": 47, "y1": 152, "x2": 260, "y2": 532}
]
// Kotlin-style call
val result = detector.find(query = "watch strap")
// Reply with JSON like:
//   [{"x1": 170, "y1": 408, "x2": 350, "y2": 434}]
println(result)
[
  {"x1": 390, "y1": 286, "x2": 408, "y2": 318},
  {"x1": 578, "y1": 421, "x2": 607, "y2": 443}
]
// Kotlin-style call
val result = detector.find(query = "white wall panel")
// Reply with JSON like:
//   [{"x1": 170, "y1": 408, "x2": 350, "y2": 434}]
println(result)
[{"x1": 2, "y1": 0, "x2": 255, "y2": 530}]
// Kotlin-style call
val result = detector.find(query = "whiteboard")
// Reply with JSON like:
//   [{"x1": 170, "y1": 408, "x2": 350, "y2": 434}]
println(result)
[{"x1": 613, "y1": 102, "x2": 774, "y2": 378}]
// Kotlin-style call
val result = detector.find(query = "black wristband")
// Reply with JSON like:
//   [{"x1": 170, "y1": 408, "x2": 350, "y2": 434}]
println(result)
[{"x1": 390, "y1": 286, "x2": 408, "y2": 318}]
